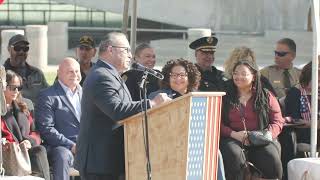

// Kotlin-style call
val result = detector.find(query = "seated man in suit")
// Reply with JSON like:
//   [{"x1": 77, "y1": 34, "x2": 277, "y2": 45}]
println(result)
[{"x1": 36, "y1": 57, "x2": 82, "y2": 180}]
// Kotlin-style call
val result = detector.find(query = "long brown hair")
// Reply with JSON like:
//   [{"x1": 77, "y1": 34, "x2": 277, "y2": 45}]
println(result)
[{"x1": 6, "y1": 70, "x2": 29, "y2": 115}]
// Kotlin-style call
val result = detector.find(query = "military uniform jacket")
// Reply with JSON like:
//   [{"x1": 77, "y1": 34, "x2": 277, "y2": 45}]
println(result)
[
  {"x1": 121, "y1": 69, "x2": 160, "y2": 101},
  {"x1": 4, "y1": 59, "x2": 49, "y2": 105},
  {"x1": 196, "y1": 65, "x2": 227, "y2": 92},
  {"x1": 260, "y1": 64, "x2": 301, "y2": 98}
]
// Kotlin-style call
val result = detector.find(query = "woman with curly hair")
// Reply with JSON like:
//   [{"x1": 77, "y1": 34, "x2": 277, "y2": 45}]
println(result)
[
  {"x1": 150, "y1": 58, "x2": 226, "y2": 180},
  {"x1": 149, "y1": 58, "x2": 201, "y2": 99},
  {"x1": 224, "y1": 46, "x2": 276, "y2": 97},
  {"x1": 220, "y1": 60, "x2": 284, "y2": 180},
  {"x1": 224, "y1": 46, "x2": 256, "y2": 79}
]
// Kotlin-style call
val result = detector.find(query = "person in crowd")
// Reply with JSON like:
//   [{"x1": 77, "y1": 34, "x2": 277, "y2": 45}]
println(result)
[
  {"x1": 75, "y1": 32, "x2": 171, "y2": 180},
  {"x1": 220, "y1": 60, "x2": 284, "y2": 180},
  {"x1": 76, "y1": 35, "x2": 97, "y2": 86},
  {"x1": 1, "y1": 70, "x2": 50, "y2": 179},
  {"x1": 260, "y1": 38, "x2": 301, "y2": 98},
  {"x1": 285, "y1": 60, "x2": 320, "y2": 144},
  {"x1": 4, "y1": 34, "x2": 49, "y2": 105},
  {"x1": 149, "y1": 58, "x2": 226, "y2": 180},
  {"x1": 36, "y1": 57, "x2": 82, "y2": 180},
  {"x1": 279, "y1": 61, "x2": 320, "y2": 180},
  {"x1": 189, "y1": 36, "x2": 227, "y2": 91},
  {"x1": 149, "y1": 58, "x2": 200, "y2": 98},
  {"x1": 122, "y1": 43, "x2": 160, "y2": 100},
  {"x1": 224, "y1": 46, "x2": 277, "y2": 96}
]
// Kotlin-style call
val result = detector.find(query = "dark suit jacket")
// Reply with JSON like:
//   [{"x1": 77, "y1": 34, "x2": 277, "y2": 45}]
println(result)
[
  {"x1": 35, "y1": 81, "x2": 81, "y2": 150},
  {"x1": 75, "y1": 59, "x2": 150, "y2": 176},
  {"x1": 121, "y1": 69, "x2": 160, "y2": 101}
]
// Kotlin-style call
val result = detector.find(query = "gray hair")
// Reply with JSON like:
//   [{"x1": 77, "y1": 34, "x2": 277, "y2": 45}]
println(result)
[
  {"x1": 135, "y1": 43, "x2": 153, "y2": 57},
  {"x1": 277, "y1": 38, "x2": 296, "y2": 53},
  {"x1": 98, "y1": 32, "x2": 127, "y2": 55}
]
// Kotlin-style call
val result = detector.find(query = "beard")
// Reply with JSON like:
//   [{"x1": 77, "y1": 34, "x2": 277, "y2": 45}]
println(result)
[{"x1": 11, "y1": 55, "x2": 27, "y2": 67}]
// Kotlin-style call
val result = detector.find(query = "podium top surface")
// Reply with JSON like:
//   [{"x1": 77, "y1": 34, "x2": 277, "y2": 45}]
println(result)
[{"x1": 118, "y1": 91, "x2": 225, "y2": 125}]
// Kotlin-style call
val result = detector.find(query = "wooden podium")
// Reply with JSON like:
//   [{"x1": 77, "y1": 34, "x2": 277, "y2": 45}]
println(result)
[{"x1": 120, "y1": 92, "x2": 225, "y2": 180}]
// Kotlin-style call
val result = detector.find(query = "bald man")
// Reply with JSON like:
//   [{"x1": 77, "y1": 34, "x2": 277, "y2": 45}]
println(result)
[{"x1": 36, "y1": 57, "x2": 82, "y2": 180}]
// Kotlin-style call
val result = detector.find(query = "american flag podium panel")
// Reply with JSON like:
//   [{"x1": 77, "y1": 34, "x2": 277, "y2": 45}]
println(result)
[
  {"x1": 121, "y1": 92, "x2": 224, "y2": 180},
  {"x1": 187, "y1": 96, "x2": 222, "y2": 180}
]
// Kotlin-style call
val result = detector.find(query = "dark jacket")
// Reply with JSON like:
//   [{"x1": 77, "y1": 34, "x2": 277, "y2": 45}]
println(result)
[
  {"x1": 4, "y1": 59, "x2": 49, "y2": 105},
  {"x1": 35, "y1": 81, "x2": 81, "y2": 150},
  {"x1": 75, "y1": 60, "x2": 150, "y2": 176},
  {"x1": 79, "y1": 61, "x2": 95, "y2": 86},
  {"x1": 148, "y1": 88, "x2": 182, "y2": 99},
  {"x1": 122, "y1": 69, "x2": 160, "y2": 101},
  {"x1": 196, "y1": 65, "x2": 227, "y2": 92},
  {"x1": 1, "y1": 102, "x2": 40, "y2": 146}
]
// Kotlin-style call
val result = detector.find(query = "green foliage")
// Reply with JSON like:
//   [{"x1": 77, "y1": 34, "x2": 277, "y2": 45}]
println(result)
[{"x1": 44, "y1": 71, "x2": 57, "y2": 86}]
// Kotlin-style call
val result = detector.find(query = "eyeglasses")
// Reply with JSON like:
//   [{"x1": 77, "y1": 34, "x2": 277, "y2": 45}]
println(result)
[
  {"x1": 111, "y1": 46, "x2": 131, "y2": 53},
  {"x1": 12, "y1": 45, "x2": 29, "y2": 52},
  {"x1": 274, "y1": 51, "x2": 289, "y2": 57},
  {"x1": 169, "y1": 72, "x2": 188, "y2": 79},
  {"x1": 7, "y1": 85, "x2": 22, "y2": 91},
  {"x1": 232, "y1": 72, "x2": 252, "y2": 77}
]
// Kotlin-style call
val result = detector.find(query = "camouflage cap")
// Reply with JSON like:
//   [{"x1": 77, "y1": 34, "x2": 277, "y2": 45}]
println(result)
[{"x1": 79, "y1": 35, "x2": 95, "y2": 48}]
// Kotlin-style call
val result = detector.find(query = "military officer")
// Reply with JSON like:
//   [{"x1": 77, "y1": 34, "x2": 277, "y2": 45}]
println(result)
[
  {"x1": 121, "y1": 43, "x2": 160, "y2": 101},
  {"x1": 260, "y1": 38, "x2": 301, "y2": 98},
  {"x1": 189, "y1": 36, "x2": 227, "y2": 91}
]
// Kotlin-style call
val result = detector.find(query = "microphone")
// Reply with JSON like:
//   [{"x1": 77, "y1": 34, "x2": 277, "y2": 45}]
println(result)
[{"x1": 131, "y1": 62, "x2": 164, "y2": 79}]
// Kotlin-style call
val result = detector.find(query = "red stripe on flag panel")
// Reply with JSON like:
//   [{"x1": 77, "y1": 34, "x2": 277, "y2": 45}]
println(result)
[
  {"x1": 209, "y1": 97, "x2": 215, "y2": 180},
  {"x1": 203, "y1": 96, "x2": 223, "y2": 180},
  {"x1": 209, "y1": 97, "x2": 217, "y2": 180},
  {"x1": 204, "y1": 97, "x2": 216, "y2": 180},
  {"x1": 212, "y1": 97, "x2": 222, "y2": 180},
  {"x1": 203, "y1": 97, "x2": 211, "y2": 180}
]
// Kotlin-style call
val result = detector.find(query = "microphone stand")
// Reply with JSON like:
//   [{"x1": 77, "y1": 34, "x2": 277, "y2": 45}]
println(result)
[{"x1": 139, "y1": 71, "x2": 152, "y2": 180}]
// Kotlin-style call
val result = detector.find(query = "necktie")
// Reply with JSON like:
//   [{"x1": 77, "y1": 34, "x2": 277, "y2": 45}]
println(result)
[{"x1": 283, "y1": 69, "x2": 291, "y2": 91}]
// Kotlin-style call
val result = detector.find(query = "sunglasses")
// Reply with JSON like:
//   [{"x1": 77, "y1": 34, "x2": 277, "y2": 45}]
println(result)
[
  {"x1": 274, "y1": 51, "x2": 289, "y2": 57},
  {"x1": 7, "y1": 85, "x2": 23, "y2": 91},
  {"x1": 12, "y1": 46, "x2": 29, "y2": 52}
]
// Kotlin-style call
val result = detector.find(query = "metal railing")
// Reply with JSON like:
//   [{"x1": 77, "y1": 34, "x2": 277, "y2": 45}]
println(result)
[{"x1": 0, "y1": 0, "x2": 120, "y2": 27}]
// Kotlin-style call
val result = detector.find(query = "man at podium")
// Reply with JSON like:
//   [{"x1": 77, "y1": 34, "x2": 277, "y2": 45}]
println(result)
[{"x1": 75, "y1": 32, "x2": 171, "y2": 180}]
